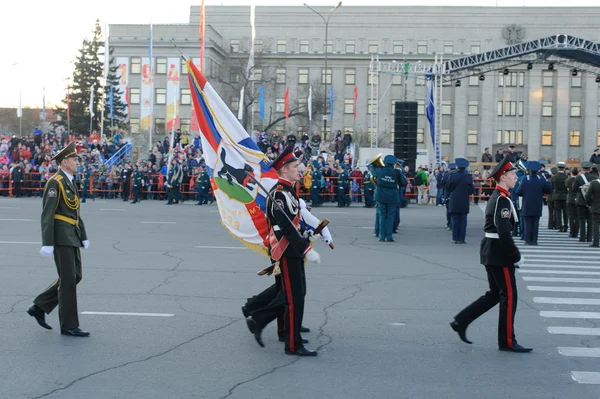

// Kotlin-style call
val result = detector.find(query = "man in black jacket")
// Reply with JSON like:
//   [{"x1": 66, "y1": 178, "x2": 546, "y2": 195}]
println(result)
[
  {"x1": 450, "y1": 155, "x2": 531, "y2": 353},
  {"x1": 590, "y1": 149, "x2": 600, "y2": 165},
  {"x1": 551, "y1": 163, "x2": 569, "y2": 232},
  {"x1": 585, "y1": 175, "x2": 600, "y2": 247},
  {"x1": 120, "y1": 163, "x2": 132, "y2": 201},
  {"x1": 572, "y1": 162, "x2": 596, "y2": 242}
]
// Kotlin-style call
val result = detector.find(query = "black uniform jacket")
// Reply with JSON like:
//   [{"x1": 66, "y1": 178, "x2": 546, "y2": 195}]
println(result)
[
  {"x1": 551, "y1": 172, "x2": 568, "y2": 201},
  {"x1": 480, "y1": 186, "x2": 521, "y2": 267}
]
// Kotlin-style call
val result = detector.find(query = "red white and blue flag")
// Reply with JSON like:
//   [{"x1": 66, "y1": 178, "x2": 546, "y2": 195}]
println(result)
[{"x1": 187, "y1": 59, "x2": 278, "y2": 255}]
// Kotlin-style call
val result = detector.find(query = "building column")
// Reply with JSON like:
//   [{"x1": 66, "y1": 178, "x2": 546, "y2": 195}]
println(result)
[
  {"x1": 583, "y1": 73, "x2": 598, "y2": 160},
  {"x1": 555, "y1": 70, "x2": 570, "y2": 163},
  {"x1": 452, "y1": 84, "x2": 467, "y2": 158},
  {"x1": 480, "y1": 75, "x2": 494, "y2": 153},
  {"x1": 526, "y1": 69, "x2": 542, "y2": 161}
]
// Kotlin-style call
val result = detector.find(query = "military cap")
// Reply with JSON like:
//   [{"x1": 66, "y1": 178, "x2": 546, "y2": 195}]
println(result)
[
  {"x1": 271, "y1": 144, "x2": 298, "y2": 171},
  {"x1": 526, "y1": 161, "x2": 541, "y2": 172},
  {"x1": 581, "y1": 161, "x2": 593, "y2": 169},
  {"x1": 397, "y1": 159, "x2": 405, "y2": 164},
  {"x1": 448, "y1": 163, "x2": 457, "y2": 170},
  {"x1": 551, "y1": 167, "x2": 558, "y2": 174},
  {"x1": 51, "y1": 141, "x2": 79, "y2": 164},
  {"x1": 490, "y1": 154, "x2": 516, "y2": 180},
  {"x1": 557, "y1": 162, "x2": 566, "y2": 169},
  {"x1": 383, "y1": 155, "x2": 398, "y2": 165},
  {"x1": 455, "y1": 158, "x2": 469, "y2": 169}
]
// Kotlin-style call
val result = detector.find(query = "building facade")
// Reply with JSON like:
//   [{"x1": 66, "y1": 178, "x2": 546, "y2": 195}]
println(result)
[{"x1": 109, "y1": 5, "x2": 600, "y2": 163}]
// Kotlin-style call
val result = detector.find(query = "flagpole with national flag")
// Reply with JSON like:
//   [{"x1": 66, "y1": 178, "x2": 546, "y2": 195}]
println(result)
[
  {"x1": 89, "y1": 84, "x2": 95, "y2": 135},
  {"x1": 148, "y1": 21, "x2": 154, "y2": 151},
  {"x1": 41, "y1": 87, "x2": 47, "y2": 121},
  {"x1": 200, "y1": 0, "x2": 205, "y2": 71}
]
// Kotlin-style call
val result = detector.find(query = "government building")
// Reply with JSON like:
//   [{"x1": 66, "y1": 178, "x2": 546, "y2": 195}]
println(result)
[{"x1": 108, "y1": 5, "x2": 600, "y2": 163}]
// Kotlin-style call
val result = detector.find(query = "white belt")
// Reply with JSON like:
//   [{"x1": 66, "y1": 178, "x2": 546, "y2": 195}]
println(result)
[
  {"x1": 273, "y1": 225, "x2": 281, "y2": 231},
  {"x1": 485, "y1": 233, "x2": 499, "y2": 239}
]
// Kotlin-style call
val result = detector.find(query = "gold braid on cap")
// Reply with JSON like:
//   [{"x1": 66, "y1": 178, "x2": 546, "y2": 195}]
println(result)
[{"x1": 62, "y1": 149, "x2": 77, "y2": 159}]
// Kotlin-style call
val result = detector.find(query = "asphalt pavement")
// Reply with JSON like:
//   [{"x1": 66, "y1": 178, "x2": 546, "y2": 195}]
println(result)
[{"x1": 0, "y1": 196, "x2": 596, "y2": 399}]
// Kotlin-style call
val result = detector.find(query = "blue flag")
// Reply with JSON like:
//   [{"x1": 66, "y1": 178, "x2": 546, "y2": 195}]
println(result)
[
  {"x1": 41, "y1": 87, "x2": 46, "y2": 120},
  {"x1": 259, "y1": 86, "x2": 265, "y2": 120},
  {"x1": 109, "y1": 86, "x2": 114, "y2": 118},
  {"x1": 425, "y1": 77, "x2": 438, "y2": 164},
  {"x1": 329, "y1": 87, "x2": 334, "y2": 121}
]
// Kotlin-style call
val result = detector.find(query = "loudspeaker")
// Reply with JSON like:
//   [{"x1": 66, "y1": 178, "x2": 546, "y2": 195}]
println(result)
[{"x1": 394, "y1": 101, "x2": 418, "y2": 172}]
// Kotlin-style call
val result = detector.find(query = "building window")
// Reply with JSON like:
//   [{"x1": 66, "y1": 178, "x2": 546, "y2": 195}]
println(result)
[
  {"x1": 131, "y1": 57, "x2": 141, "y2": 74},
  {"x1": 542, "y1": 102, "x2": 553, "y2": 117},
  {"x1": 597, "y1": 131, "x2": 600, "y2": 147},
  {"x1": 155, "y1": 88, "x2": 166, "y2": 105},
  {"x1": 129, "y1": 88, "x2": 140, "y2": 104},
  {"x1": 417, "y1": 40, "x2": 428, "y2": 53},
  {"x1": 391, "y1": 99, "x2": 399, "y2": 114},
  {"x1": 321, "y1": 68, "x2": 332, "y2": 84},
  {"x1": 393, "y1": 41, "x2": 403, "y2": 54},
  {"x1": 230, "y1": 39, "x2": 240, "y2": 53},
  {"x1": 542, "y1": 130, "x2": 552, "y2": 146},
  {"x1": 367, "y1": 99, "x2": 376, "y2": 115},
  {"x1": 323, "y1": 40, "x2": 333, "y2": 53},
  {"x1": 469, "y1": 75, "x2": 479, "y2": 86},
  {"x1": 570, "y1": 130, "x2": 581, "y2": 146},
  {"x1": 368, "y1": 73, "x2": 378, "y2": 86},
  {"x1": 251, "y1": 68, "x2": 262, "y2": 81},
  {"x1": 254, "y1": 39, "x2": 263, "y2": 53},
  {"x1": 155, "y1": 118, "x2": 165, "y2": 134},
  {"x1": 180, "y1": 119, "x2": 191, "y2": 134},
  {"x1": 275, "y1": 98, "x2": 285, "y2": 113},
  {"x1": 417, "y1": 128, "x2": 424, "y2": 143},
  {"x1": 499, "y1": 130, "x2": 523, "y2": 145},
  {"x1": 542, "y1": 71, "x2": 554, "y2": 87},
  {"x1": 468, "y1": 101, "x2": 479, "y2": 116},
  {"x1": 231, "y1": 97, "x2": 240, "y2": 112},
  {"x1": 156, "y1": 58, "x2": 167, "y2": 74},
  {"x1": 230, "y1": 72, "x2": 240, "y2": 83},
  {"x1": 496, "y1": 130, "x2": 502, "y2": 144},
  {"x1": 345, "y1": 40, "x2": 355, "y2": 53},
  {"x1": 277, "y1": 40, "x2": 286, "y2": 53},
  {"x1": 181, "y1": 88, "x2": 191, "y2": 105},
  {"x1": 345, "y1": 69, "x2": 356, "y2": 85},
  {"x1": 417, "y1": 100, "x2": 425, "y2": 115},
  {"x1": 392, "y1": 75, "x2": 403, "y2": 85},
  {"x1": 367, "y1": 128, "x2": 375, "y2": 142},
  {"x1": 443, "y1": 41, "x2": 454, "y2": 54},
  {"x1": 298, "y1": 98, "x2": 307, "y2": 111},
  {"x1": 130, "y1": 118, "x2": 140, "y2": 134},
  {"x1": 470, "y1": 42, "x2": 481, "y2": 54},
  {"x1": 298, "y1": 68, "x2": 309, "y2": 84},
  {"x1": 299, "y1": 40, "x2": 309, "y2": 53},
  {"x1": 180, "y1": 58, "x2": 188, "y2": 75},
  {"x1": 572, "y1": 75, "x2": 582, "y2": 87},
  {"x1": 441, "y1": 129, "x2": 451, "y2": 144},
  {"x1": 276, "y1": 68, "x2": 286, "y2": 84},
  {"x1": 368, "y1": 41, "x2": 378, "y2": 54},
  {"x1": 571, "y1": 101, "x2": 581, "y2": 117},
  {"x1": 344, "y1": 99, "x2": 354, "y2": 114},
  {"x1": 442, "y1": 101, "x2": 452, "y2": 115},
  {"x1": 499, "y1": 72, "x2": 524, "y2": 87},
  {"x1": 518, "y1": 101, "x2": 524, "y2": 116},
  {"x1": 467, "y1": 129, "x2": 478, "y2": 144}
]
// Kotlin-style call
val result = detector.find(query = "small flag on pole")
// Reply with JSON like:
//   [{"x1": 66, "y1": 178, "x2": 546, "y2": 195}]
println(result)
[
  {"x1": 41, "y1": 87, "x2": 46, "y2": 121},
  {"x1": 308, "y1": 86, "x2": 312, "y2": 121},
  {"x1": 284, "y1": 88, "x2": 289, "y2": 119},
  {"x1": 89, "y1": 85, "x2": 95, "y2": 117},
  {"x1": 259, "y1": 86, "x2": 265, "y2": 120}
]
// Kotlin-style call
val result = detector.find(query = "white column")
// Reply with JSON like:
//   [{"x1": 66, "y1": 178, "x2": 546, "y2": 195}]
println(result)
[
  {"x1": 555, "y1": 69, "x2": 570, "y2": 163},
  {"x1": 452, "y1": 85, "x2": 467, "y2": 157},
  {"x1": 526, "y1": 69, "x2": 542, "y2": 161},
  {"x1": 584, "y1": 73, "x2": 598, "y2": 160}
]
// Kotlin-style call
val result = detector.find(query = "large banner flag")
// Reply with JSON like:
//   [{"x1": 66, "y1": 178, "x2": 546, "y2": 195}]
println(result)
[
  {"x1": 425, "y1": 76, "x2": 438, "y2": 164},
  {"x1": 259, "y1": 86, "x2": 265, "y2": 120},
  {"x1": 140, "y1": 57, "x2": 153, "y2": 130},
  {"x1": 116, "y1": 57, "x2": 129, "y2": 117},
  {"x1": 166, "y1": 58, "x2": 181, "y2": 131},
  {"x1": 308, "y1": 86, "x2": 312, "y2": 121},
  {"x1": 186, "y1": 59, "x2": 278, "y2": 255}
]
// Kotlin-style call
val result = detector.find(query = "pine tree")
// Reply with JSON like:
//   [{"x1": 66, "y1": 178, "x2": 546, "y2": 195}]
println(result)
[
  {"x1": 103, "y1": 46, "x2": 128, "y2": 134},
  {"x1": 53, "y1": 20, "x2": 103, "y2": 136}
]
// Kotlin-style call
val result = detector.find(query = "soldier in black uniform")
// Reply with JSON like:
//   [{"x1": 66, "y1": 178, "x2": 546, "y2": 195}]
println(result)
[
  {"x1": 120, "y1": 163, "x2": 132, "y2": 201},
  {"x1": 573, "y1": 162, "x2": 595, "y2": 243},
  {"x1": 131, "y1": 165, "x2": 142, "y2": 204},
  {"x1": 585, "y1": 175, "x2": 600, "y2": 247},
  {"x1": 450, "y1": 155, "x2": 532, "y2": 353},
  {"x1": 566, "y1": 167, "x2": 580, "y2": 238},
  {"x1": 551, "y1": 163, "x2": 569, "y2": 232},
  {"x1": 245, "y1": 145, "x2": 321, "y2": 356}
]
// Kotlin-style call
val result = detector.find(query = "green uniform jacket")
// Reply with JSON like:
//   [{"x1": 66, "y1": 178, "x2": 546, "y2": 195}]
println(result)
[
  {"x1": 551, "y1": 172, "x2": 568, "y2": 201},
  {"x1": 586, "y1": 179, "x2": 600, "y2": 214},
  {"x1": 167, "y1": 165, "x2": 183, "y2": 186},
  {"x1": 566, "y1": 176, "x2": 577, "y2": 205},
  {"x1": 41, "y1": 169, "x2": 88, "y2": 247},
  {"x1": 573, "y1": 172, "x2": 598, "y2": 207}
]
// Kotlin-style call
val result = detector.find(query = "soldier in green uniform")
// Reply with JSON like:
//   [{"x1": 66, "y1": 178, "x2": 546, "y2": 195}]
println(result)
[
  {"x1": 566, "y1": 167, "x2": 580, "y2": 237},
  {"x1": 573, "y1": 162, "x2": 595, "y2": 242},
  {"x1": 166, "y1": 159, "x2": 183, "y2": 205},
  {"x1": 585, "y1": 172, "x2": 600, "y2": 247},
  {"x1": 131, "y1": 164, "x2": 142, "y2": 204},
  {"x1": 551, "y1": 163, "x2": 569, "y2": 232},
  {"x1": 337, "y1": 166, "x2": 351, "y2": 207},
  {"x1": 310, "y1": 163, "x2": 322, "y2": 207},
  {"x1": 196, "y1": 165, "x2": 211, "y2": 205},
  {"x1": 546, "y1": 172, "x2": 555, "y2": 229},
  {"x1": 81, "y1": 163, "x2": 94, "y2": 203},
  {"x1": 27, "y1": 142, "x2": 90, "y2": 337}
]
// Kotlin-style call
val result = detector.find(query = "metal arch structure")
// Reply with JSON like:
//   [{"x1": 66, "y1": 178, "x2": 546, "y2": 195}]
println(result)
[{"x1": 368, "y1": 34, "x2": 600, "y2": 167}]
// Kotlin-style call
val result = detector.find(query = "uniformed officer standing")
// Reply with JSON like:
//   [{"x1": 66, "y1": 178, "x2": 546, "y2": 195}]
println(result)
[
  {"x1": 196, "y1": 165, "x2": 211, "y2": 205},
  {"x1": 27, "y1": 142, "x2": 91, "y2": 337},
  {"x1": 544, "y1": 164, "x2": 555, "y2": 230},
  {"x1": 450, "y1": 155, "x2": 531, "y2": 353},
  {"x1": 573, "y1": 162, "x2": 596, "y2": 242},
  {"x1": 516, "y1": 161, "x2": 552, "y2": 245},
  {"x1": 246, "y1": 145, "x2": 321, "y2": 356},
  {"x1": 392, "y1": 160, "x2": 408, "y2": 233},
  {"x1": 131, "y1": 165, "x2": 142, "y2": 204},
  {"x1": 120, "y1": 163, "x2": 132, "y2": 201},
  {"x1": 566, "y1": 167, "x2": 580, "y2": 238},
  {"x1": 445, "y1": 158, "x2": 474, "y2": 244},
  {"x1": 166, "y1": 159, "x2": 183, "y2": 205},
  {"x1": 551, "y1": 163, "x2": 569, "y2": 232},
  {"x1": 585, "y1": 175, "x2": 600, "y2": 247},
  {"x1": 310, "y1": 163, "x2": 322, "y2": 207},
  {"x1": 373, "y1": 155, "x2": 399, "y2": 242},
  {"x1": 81, "y1": 164, "x2": 94, "y2": 203},
  {"x1": 443, "y1": 163, "x2": 457, "y2": 230},
  {"x1": 337, "y1": 166, "x2": 351, "y2": 207}
]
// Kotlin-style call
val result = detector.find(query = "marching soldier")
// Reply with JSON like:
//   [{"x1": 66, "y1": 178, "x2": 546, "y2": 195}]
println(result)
[
  {"x1": 196, "y1": 165, "x2": 211, "y2": 205},
  {"x1": 450, "y1": 155, "x2": 531, "y2": 353},
  {"x1": 551, "y1": 163, "x2": 569, "y2": 232},
  {"x1": 131, "y1": 164, "x2": 142, "y2": 204},
  {"x1": 372, "y1": 155, "x2": 400, "y2": 242},
  {"x1": 566, "y1": 167, "x2": 580, "y2": 238},
  {"x1": 166, "y1": 159, "x2": 183, "y2": 205},
  {"x1": 310, "y1": 163, "x2": 322, "y2": 207},
  {"x1": 81, "y1": 163, "x2": 94, "y2": 203},
  {"x1": 120, "y1": 162, "x2": 132, "y2": 202},
  {"x1": 245, "y1": 145, "x2": 321, "y2": 356},
  {"x1": 337, "y1": 166, "x2": 351, "y2": 207},
  {"x1": 585, "y1": 174, "x2": 600, "y2": 247},
  {"x1": 445, "y1": 158, "x2": 474, "y2": 244},
  {"x1": 27, "y1": 142, "x2": 91, "y2": 337},
  {"x1": 516, "y1": 161, "x2": 552, "y2": 246},
  {"x1": 443, "y1": 163, "x2": 457, "y2": 230},
  {"x1": 573, "y1": 162, "x2": 595, "y2": 242}
]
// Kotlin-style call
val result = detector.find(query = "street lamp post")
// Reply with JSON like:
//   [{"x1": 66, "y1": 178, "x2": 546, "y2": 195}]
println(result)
[{"x1": 304, "y1": 1, "x2": 342, "y2": 143}]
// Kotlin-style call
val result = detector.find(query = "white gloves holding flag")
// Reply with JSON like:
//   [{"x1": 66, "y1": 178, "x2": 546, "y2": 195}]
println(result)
[
  {"x1": 82, "y1": 240, "x2": 90, "y2": 249},
  {"x1": 305, "y1": 248, "x2": 321, "y2": 264},
  {"x1": 40, "y1": 246, "x2": 54, "y2": 257},
  {"x1": 320, "y1": 226, "x2": 333, "y2": 245},
  {"x1": 302, "y1": 229, "x2": 319, "y2": 242}
]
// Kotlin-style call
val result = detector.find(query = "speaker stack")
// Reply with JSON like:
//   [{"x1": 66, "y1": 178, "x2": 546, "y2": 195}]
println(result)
[{"x1": 394, "y1": 101, "x2": 418, "y2": 173}]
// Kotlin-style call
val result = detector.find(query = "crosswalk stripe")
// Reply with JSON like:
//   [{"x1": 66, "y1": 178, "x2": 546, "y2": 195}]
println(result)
[
  {"x1": 522, "y1": 255, "x2": 599, "y2": 260},
  {"x1": 559, "y1": 347, "x2": 600, "y2": 357},
  {"x1": 528, "y1": 286, "x2": 600, "y2": 293},
  {"x1": 535, "y1": 297, "x2": 600, "y2": 305},
  {"x1": 548, "y1": 327, "x2": 600, "y2": 335},
  {"x1": 523, "y1": 277, "x2": 600, "y2": 283},
  {"x1": 540, "y1": 311, "x2": 600, "y2": 319},
  {"x1": 571, "y1": 371, "x2": 600, "y2": 384},
  {"x1": 519, "y1": 270, "x2": 600, "y2": 275},
  {"x1": 519, "y1": 249, "x2": 598, "y2": 253},
  {"x1": 522, "y1": 264, "x2": 600, "y2": 269},
  {"x1": 529, "y1": 259, "x2": 600, "y2": 265}
]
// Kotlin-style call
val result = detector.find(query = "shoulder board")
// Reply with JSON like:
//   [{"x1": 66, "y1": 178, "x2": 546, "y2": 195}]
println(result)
[{"x1": 54, "y1": 175, "x2": 63, "y2": 182}]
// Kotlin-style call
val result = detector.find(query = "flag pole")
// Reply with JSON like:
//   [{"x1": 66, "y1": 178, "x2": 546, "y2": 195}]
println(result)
[
  {"x1": 148, "y1": 20, "x2": 154, "y2": 151},
  {"x1": 101, "y1": 21, "x2": 109, "y2": 140}
]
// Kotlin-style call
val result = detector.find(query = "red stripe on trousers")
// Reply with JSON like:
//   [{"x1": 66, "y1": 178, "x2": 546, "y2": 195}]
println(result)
[
  {"x1": 280, "y1": 258, "x2": 296, "y2": 352},
  {"x1": 503, "y1": 268, "x2": 514, "y2": 347}
]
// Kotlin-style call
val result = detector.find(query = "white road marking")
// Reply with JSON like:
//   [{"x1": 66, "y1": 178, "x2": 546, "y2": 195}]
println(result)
[
  {"x1": 521, "y1": 264, "x2": 600, "y2": 269},
  {"x1": 389, "y1": 322, "x2": 406, "y2": 326},
  {"x1": 548, "y1": 327, "x2": 600, "y2": 336},
  {"x1": 519, "y1": 248, "x2": 597, "y2": 254},
  {"x1": 100, "y1": 209, "x2": 127, "y2": 211},
  {"x1": 571, "y1": 371, "x2": 600, "y2": 384},
  {"x1": 521, "y1": 254, "x2": 600, "y2": 260},
  {"x1": 0, "y1": 206, "x2": 20, "y2": 209},
  {"x1": 195, "y1": 246, "x2": 247, "y2": 250},
  {"x1": 559, "y1": 347, "x2": 600, "y2": 357},
  {"x1": 541, "y1": 311, "x2": 600, "y2": 319},
  {"x1": 529, "y1": 286, "x2": 600, "y2": 293},
  {"x1": 523, "y1": 277, "x2": 600, "y2": 283},
  {"x1": 0, "y1": 241, "x2": 41, "y2": 245},
  {"x1": 535, "y1": 297, "x2": 600, "y2": 305},
  {"x1": 528, "y1": 259, "x2": 600, "y2": 265},
  {"x1": 520, "y1": 270, "x2": 600, "y2": 276},
  {"x1": 0, "y1": 218, "x2": 32, "y2": 222},
  {"x1": 140, "y1": 221, "x2": 177, "y2": 224},
  {"x1": 81, "y1": 311, "x2": 174, "y2": 317}
]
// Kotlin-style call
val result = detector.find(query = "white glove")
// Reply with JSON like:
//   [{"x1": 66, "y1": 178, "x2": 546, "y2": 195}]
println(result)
[
  {"x1": 320, "y1": 226, "x2": 333, "y2": 245},
  {"x1": 302, "y1": 230, "x2": 319, "y2": 242},
  {"x1": 305, "y1": 248, "x2": 321, "y2": 264},
  {"x1": 40, "y1": 246, "x2": 54, "y2": 257},
  {"x1": 82, "y1": 240, "x2": 90, "y2": 249}
]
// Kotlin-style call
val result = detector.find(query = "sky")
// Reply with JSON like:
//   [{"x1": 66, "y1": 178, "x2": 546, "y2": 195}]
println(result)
[{"x1": 1, "y1": 0, "x2": 598, "y2": 110}]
